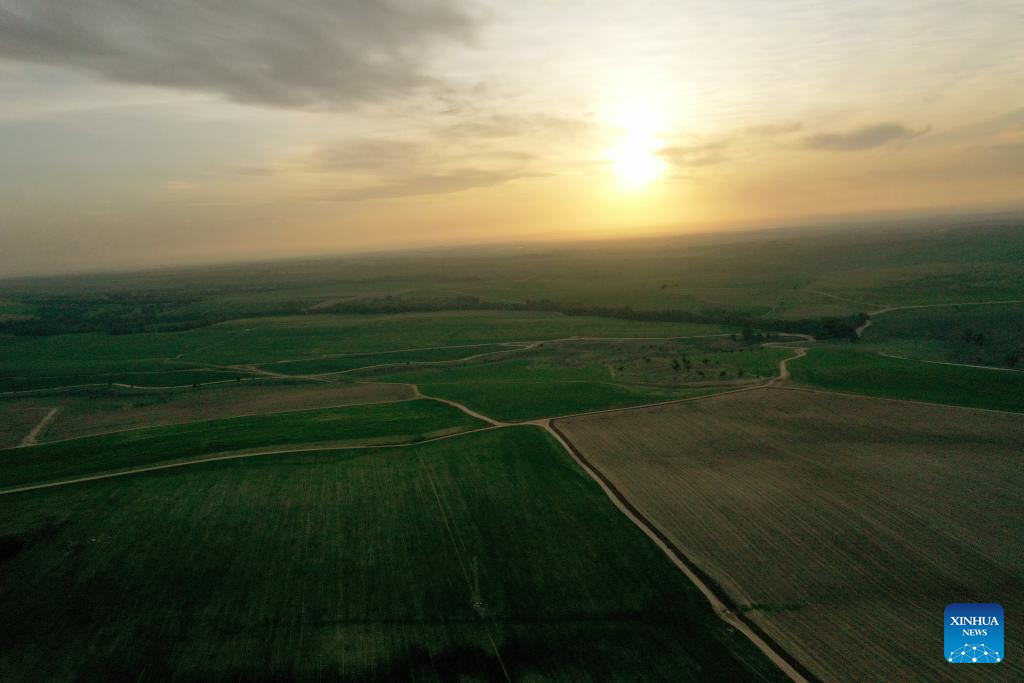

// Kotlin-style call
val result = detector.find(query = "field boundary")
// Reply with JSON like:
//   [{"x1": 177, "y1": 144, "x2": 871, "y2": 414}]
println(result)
[
  {"x1": 0, "y1": 425, "x2": 500, "y2": 497},
  {"x1": 545, "y1": 419, "x2": 817, "y2": 683},
  {"x1": 877, "y1": 352, "x2": 1024, "y2": 373},
  {"x1": 522, "y1": 384, "x2": 762, "y2": 423},
  {"x1": 780, "y1": 371, "x2": 1024, "y2": 415}
]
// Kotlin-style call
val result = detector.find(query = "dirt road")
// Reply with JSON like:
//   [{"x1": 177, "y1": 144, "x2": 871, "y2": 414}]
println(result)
[
  {"x1": 417, "y1": 392, "x2": 508, "y2": 427},
  {"x1": 772, "y1": 347, "x2": 807, "y2": 383},
  {"x1": 0, "y1": 425, "x2": 498, "y2": 497},
  {"x1": 542, "y1": 418, "x2": 814, "y2": 682}
]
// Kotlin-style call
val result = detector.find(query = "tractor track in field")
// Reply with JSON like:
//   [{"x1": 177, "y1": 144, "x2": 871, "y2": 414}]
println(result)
[{"x1": 19, "y1": 407, "x2": 61, "y2": 446}]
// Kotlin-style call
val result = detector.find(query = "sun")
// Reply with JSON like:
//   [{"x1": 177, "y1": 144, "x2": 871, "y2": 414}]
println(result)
[
  {"x1": 610, "y1": 137, "x2": 667, "y2": 189},
  {"x1": 606, "y1": 107, "x2": 668, "y2": 190}
]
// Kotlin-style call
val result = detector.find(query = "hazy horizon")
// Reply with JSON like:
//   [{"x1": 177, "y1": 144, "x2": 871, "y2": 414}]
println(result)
[
  {"x1": 4, "y1": 202, "x2": 1024, "y2": 281},
  {"x1": 2, "y1": 1, "x2": 1022, "y2": 277}
]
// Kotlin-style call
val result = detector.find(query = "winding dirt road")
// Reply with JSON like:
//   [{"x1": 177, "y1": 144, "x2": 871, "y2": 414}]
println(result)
[{"x1": 772, "y1": 347, "x2": 807, "y2": 383}]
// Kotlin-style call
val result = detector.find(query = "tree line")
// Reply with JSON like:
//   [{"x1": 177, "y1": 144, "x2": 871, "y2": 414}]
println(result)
[
  {"x1": 0, "y1": 291, "x2": 866, "y2": 340},
  {"x1": 315, "y1": 295, "x2": 867, "y2": 340}
]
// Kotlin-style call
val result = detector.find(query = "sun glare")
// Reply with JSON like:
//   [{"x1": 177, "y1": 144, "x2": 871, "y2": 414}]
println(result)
[
  {"x1": 610, "y1": 137, "x2": 667, "y2": 189},
  {"x1": 606, "y1": 105, "x2": 668, "y2": 190}
]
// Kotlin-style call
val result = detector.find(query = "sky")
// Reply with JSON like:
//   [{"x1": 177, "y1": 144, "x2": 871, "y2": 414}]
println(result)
[{"x1": 0, "y1": 0, "x2": 1022, "y2": 276}]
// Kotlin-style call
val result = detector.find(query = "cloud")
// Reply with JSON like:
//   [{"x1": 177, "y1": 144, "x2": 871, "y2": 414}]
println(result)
[
  {"x1": 742, "y1": 122, "x2": 803, "y2": 137},
  {"x1": 324, "y1": 169, "x2": 540, "y2": 201},
  {"x1": 659, "y1": 141, "x2": 731, "y2": 168},
  {"x1": 160, "y1": 180, "x2": 199, "y2": 192},
  {"x1": 308, "y1": 134, "x2": 544, "y2": 200},
  {"x1": 657, "y1": 122, "x2": 803, "y2": 171},
  {"x1": 443, "y1": 113, "x2": 590, "y2": 139},
  {"x1": 800, "y1": 123, "x2": 928, "y2": 151},
  {"x1": 234, "y1": 166, "x2": 277, "y2": 176},
  {"x1": 315, "y1": 138, "x2": 427, "y2": 173},
  {"x1": 0, "y1": 0, "x2": 477, "y2": 109}
]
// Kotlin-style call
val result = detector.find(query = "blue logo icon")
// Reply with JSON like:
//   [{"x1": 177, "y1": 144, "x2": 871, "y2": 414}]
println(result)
[{"x1": 945, "y1": 603, "x2": 1003, "y2": 663}]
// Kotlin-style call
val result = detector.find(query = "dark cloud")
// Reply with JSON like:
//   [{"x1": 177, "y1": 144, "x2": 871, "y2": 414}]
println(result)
[
  {"x1": 800, "y1": 123, "x2": 927, "y2": 151},
  {"x1": 0, "y1": 0, "x2": 477, "y2": 108}
]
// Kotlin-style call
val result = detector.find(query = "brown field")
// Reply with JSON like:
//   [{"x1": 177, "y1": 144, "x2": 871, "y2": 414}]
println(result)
[
  {"x1": 555, "y1": 387, "x2": 1024, "y2": 682},
  {"x1": 0, "y1": 381, "x2": 413, "y2": 445}
]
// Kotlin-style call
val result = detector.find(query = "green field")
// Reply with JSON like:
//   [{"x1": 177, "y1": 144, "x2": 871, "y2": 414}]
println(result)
[
  {"x1": 789, "y1": 348, "x2": 1024, "y2": 413},
  {"x1": 384, "y1": 360, "x2": 716, "y2": 421},
  {"x1": 0, "y1": 312, "x2": 731, "y2": 381},
  {"x1": 372, "y1": 340, "x2": 786, "y2": 421},
  {"x1": 0, "y1": 427, "x2": 784, "y2": 681},
  {"x1": 0, "y1": 399, "x2": 483, "y2": 490}
]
